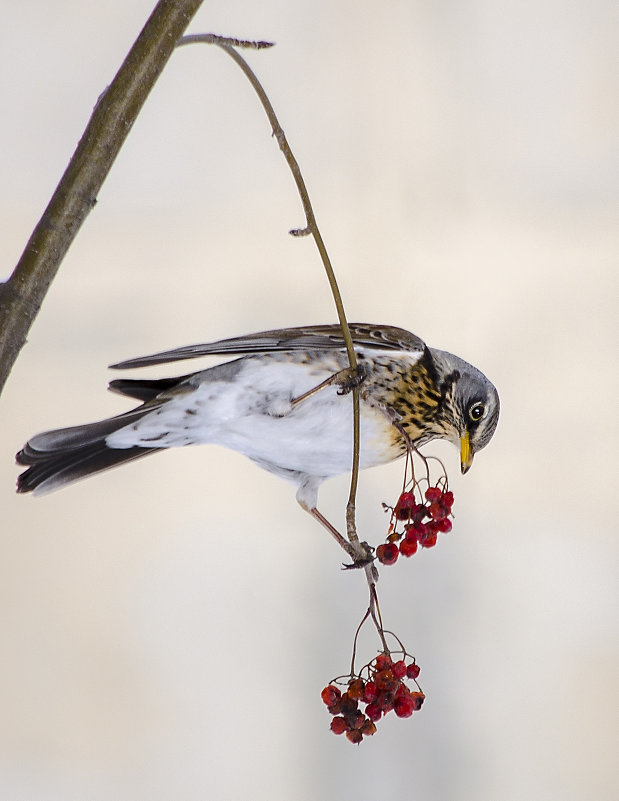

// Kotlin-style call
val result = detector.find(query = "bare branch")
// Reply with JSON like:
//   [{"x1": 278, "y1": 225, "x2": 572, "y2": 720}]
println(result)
[{"x1": 0, "y1": 0, "x2": 204, "y2": 398}]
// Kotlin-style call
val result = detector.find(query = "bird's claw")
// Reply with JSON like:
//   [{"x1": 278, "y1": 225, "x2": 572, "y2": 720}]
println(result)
[
  {"x1": 336, "y1": 364, "x2": 368, "y2": 395},
  {"x1": 341, "y1": 540, "x2": 374, "y2": 569}
]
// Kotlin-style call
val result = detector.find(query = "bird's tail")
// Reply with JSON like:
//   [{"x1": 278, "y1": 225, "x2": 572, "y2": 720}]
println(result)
[{"x1": 16, "y1": 406, "x2": 158, "y2": 496}]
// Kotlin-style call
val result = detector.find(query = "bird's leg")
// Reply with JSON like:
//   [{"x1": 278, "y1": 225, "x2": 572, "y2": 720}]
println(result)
[
  {"x1": 307, "y1": 507, "x2": 374, "y2": 568},
  {"x1": 290, "y1": 364, "x2": 367, "y2": 408}
]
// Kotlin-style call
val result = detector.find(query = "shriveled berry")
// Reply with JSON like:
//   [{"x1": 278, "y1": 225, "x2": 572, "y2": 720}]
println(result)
[
  {"x1": 330, "y1": 716, "x2": 348, "y2": 735},
  {"x1": 399, "y1": 538, "x2": 418, "y2": 557},
  {"x1": 375, "y1": 669, "x2": 395, "y2": 691},
  {"x1": 376, "y1": 690, "x2": 395, "y2": 710},
  {"x1": 376, "y1": 542, "x2": 399, "y2": 565},
  {"x1": 410, "y1": 691, "x2": 425, "y2": 710},
  {"x1": 339, "y1": 692, "x2": 358, "y2": 714},
  {"x1": 347, "y1": 677, "x2": 366, "y2": 700},
  {"x1": 345, "y1": 710, "x2": 365, "y2": 730},
  {"x1": 406, "y1": 662, "x2": 421, "y2": 680},
  {"x1": 346, "y1": 728, "x2": 363, "y2": 744},
  {"x1": 321, "y1": 684, "x2": 341, "y2": 707},
  {"x1": 360, "y1": 718, "x2": 377, "y2": 736}
]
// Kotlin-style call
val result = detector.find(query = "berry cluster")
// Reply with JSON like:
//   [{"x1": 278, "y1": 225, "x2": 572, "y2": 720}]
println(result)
[
  {"x1": 321, "y1": 653, "x2": 424, "y2": 743},
  {"x1": 377, "y1": 485, "x2": 454, "y2": 565}
]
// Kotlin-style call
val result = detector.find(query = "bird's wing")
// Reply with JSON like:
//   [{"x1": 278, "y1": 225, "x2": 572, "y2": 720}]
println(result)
[{"x1": 110, "y1": 324, "x2": 426, "y2": 369}]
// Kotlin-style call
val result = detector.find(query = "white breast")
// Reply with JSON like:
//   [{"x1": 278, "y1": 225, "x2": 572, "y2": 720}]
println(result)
[{"x1": 106, "y1": 355, "x2": 397, "y2": 479}]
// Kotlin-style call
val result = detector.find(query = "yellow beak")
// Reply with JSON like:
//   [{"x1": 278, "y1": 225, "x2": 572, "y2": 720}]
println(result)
[{"x1": 460, "y1": 431, "x2": 474, "y2": 474}]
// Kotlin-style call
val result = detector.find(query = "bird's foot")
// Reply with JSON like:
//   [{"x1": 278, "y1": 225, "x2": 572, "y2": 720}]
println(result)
[
  {"x1": 341, "y1": 540, "x2": 374, "y2": 569},
  {"x1": 291, "y1": 365, "x2": 367, "y2": 408},
  {"x1": 335, "y1": 364, "x2": 368, "y2": 395}
]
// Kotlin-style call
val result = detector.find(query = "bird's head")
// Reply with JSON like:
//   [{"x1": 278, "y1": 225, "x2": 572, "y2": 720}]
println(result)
[{"x1": 430, "y1": 350, "x2": 500, "y2": 474}]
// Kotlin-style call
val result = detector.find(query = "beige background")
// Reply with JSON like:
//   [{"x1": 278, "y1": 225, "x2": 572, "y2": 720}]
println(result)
[{"x1": 1, "y1": 1, "x2": 617, "y2": 799}]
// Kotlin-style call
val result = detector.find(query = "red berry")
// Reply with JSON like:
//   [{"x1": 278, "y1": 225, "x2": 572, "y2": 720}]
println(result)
[
  {"x1": 441, "y1": 490, "x2": 454, "y2": 508},
  {"x1": 406, "y1": 521, "x2": 427, "y2": 541},
  {"x1": 403, "y1": 526, "x2": 417, "y2": 542},
  {"x1": 330, "y1": 716, "x2": 349, "y2": 735},
  {"x1": 428, "y1": 501, "x2": 448, "y2": 521},
  {"x1": 436, "y1": 518, "x2": 452, "y2": 533},
  {"x1": 406, "y1": 662, "x2": 421, "y2": 680},
  {"x1": 392, "y1": 660, "x2": 407, "y2": 679},
  {"x1": 419, "y1": 529, "x2": 438, "y2": 548},
  {"x1": 399, "y1": 538, "x2": 418, "y2": 557},
  {"x1": 321, "y1": 684, "x2": 341, "y2": 707},
  {"x1": 377, "y1": 689, "x2": 395, "y2": 711},
  {"x1": 365, "y1": 702, "x2": 382, "y2": 721},
  {"x1": 403, "y1": 502, "x2": 425, "y2": 522},
  {"x1": 364, "y1": 681, "x2": 378, "y2": 703},
  {"x1": 393, "y1": 694, "x2": 415, "y2": 718},
  {"x1": 425, "y1": 486, "x2": 442, "y2": 503},
  {"x1": 376, "y1": 542, "x2": 399, "y2": 565},
  {"x1": 374, "y1": 653, "x2": 392, "y2": 671},
  {"x1": 394, "y1": 491, "x2": 417, "y2": 520}
]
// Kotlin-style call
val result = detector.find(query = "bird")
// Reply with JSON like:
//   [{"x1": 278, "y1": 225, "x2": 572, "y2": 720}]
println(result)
[{"x1": 16, "y1": 324, "x2": 499, "y2": 537}]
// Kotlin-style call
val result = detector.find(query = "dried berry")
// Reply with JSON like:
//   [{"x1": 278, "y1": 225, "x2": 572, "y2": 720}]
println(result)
[{"x1": 330, "y1": 716, "x2": 348, "y2": 735}]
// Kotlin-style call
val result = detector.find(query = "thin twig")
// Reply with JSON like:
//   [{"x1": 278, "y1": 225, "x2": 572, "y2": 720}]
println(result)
[
  {"x1": 179, "y1": 33, "x2": 274, "y2": 50},
  {"x1": 177, "y1": 33, "x2": 362, "y2": 544}
]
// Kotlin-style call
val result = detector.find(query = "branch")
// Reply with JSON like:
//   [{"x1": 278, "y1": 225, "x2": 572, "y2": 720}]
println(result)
[
  {"x1": 0, "y1": 0, "x2": 204, "y2": 399},
  {"x1": 178, "y1": 34, "x2": 363, "y2": 543}
]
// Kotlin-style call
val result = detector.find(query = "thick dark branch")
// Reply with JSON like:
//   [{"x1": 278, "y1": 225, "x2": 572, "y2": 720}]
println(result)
[{"x1": 0, "y1": 0, "x2": 204, "y2": 398}]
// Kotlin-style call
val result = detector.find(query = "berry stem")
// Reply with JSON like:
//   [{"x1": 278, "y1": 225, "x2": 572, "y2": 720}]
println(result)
[
  {"x1": 368, "y1": 580, "x2": 390, "y2": 654},
  {"x1": 350, "y1": 606, "x2": 372, "y2": 677}
]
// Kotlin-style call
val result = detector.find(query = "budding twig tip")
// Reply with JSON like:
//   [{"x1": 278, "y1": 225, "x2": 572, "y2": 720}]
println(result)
[{"x1": 177, "y1": 34, "x2": 275, "y2": 51}]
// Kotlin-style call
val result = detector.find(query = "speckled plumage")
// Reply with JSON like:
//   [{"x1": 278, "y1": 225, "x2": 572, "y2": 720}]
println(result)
[{"x1": 16, "y1": 324, "x2": 500, "y2": 510}]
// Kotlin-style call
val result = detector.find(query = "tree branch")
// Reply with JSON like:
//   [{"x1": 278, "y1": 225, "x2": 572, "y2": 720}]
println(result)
[{"x1": 0, "y1": 0, "x2": 204, "y2": 398}]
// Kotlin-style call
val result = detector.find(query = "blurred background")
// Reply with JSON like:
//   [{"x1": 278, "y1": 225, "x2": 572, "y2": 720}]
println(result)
[{"x1": 1, "y1": 1, "x2": 617, "y2": 799}]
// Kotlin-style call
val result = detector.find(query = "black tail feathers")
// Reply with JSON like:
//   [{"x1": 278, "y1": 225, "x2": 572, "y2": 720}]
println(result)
[{"x1": 16, "y1": 408, "x2": 158, "y2": 495}]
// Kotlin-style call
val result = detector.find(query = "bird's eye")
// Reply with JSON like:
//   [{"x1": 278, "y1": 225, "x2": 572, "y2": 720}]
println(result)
[{"x1": 469, "y1": 402, "x2": 485, "y2": 422}]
